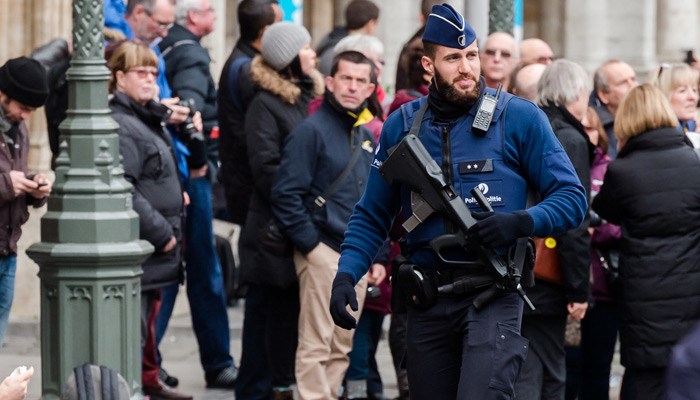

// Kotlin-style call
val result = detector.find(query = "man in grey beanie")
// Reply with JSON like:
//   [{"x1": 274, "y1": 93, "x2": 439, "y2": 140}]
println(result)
[{"x1": 0, "y1": 56, "x2": 52, "y2": 347}]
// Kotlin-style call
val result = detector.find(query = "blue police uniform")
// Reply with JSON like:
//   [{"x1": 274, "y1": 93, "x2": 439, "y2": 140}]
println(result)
[{"x1": 332, "y1": 5, "x2": 587, "y2": 398}]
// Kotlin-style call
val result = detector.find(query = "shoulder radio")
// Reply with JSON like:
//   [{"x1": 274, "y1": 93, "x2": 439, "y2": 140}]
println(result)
[{"x1": 472, "y1": 83, "x2": 502, "y2": 137}]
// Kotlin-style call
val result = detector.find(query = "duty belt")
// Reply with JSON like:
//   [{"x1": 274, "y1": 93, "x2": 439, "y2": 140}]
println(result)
[{"x1": 423, "y1": 268, "x2": 496, "y2": 296}]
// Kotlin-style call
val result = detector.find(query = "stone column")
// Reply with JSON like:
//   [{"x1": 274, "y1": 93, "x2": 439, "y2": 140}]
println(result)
[
  {"x1": 657, "y1": 0, "x2": 697, "y2": 62},
  {"x1": 608, "y1": 0, "x2": 657, "y2": 72},
  {"x1": 563, "y1": 0, "x2": 608, "y2": 71},
  {"x1": 465, "y1": 0, "x2": 490, "y2": 46},
  {"x1": 538, "y1": 0, "x2": 563, "y2": 58}
]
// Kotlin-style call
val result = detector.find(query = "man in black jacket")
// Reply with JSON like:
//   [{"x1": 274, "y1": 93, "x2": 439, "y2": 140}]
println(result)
[
  {"x1": 217, "y1": 0, "x2": 281, "y2": 226},
  {"x1": 271, "y1": 51, "x2": 385, "y2": 400},
  {"x1": 156, "y1": 0, "x2": 238, "y2": 389}
]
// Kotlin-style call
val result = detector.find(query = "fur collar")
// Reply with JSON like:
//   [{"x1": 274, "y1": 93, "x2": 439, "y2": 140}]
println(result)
[{"x1": 250, "y1": 55, "x2": 324, "y2": 105}]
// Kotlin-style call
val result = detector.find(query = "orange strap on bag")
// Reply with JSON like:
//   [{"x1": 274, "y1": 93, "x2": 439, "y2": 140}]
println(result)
[{"x1": 533, "y1": 236, "x2": 563, "y2": 284}]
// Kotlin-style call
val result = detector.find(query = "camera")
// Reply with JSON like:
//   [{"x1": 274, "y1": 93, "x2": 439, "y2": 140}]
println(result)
[
  {"x1": 177, "y1": 98, "x2": 207, "y2": 169},
  {"x1": 177, "y1": 98, "x2": 204, "y2": 142},
  {"x1": 366, "y1": 284, "x2": 381, "y2": 299}
]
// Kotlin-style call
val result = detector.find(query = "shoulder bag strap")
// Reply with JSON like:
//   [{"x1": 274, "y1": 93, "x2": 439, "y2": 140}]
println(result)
[
  {"x1": 160, "y1": 39, "x2": 198, "y2": 59},
  {"x1": 311, "y1": 129, "x2": 366, "y2": 210}
]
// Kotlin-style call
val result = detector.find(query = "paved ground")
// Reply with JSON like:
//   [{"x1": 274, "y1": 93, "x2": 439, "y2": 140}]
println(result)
[
  {"x1": 1, "y1": 300, "x2": 624, "y2": 400},
  {"x1": 0, "y1": 301, "x2": 399, "y2": 400}
]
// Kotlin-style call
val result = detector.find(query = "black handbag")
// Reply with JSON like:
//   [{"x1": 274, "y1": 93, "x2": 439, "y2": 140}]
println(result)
[
  {"x1": 259, "y1": 218, "x2": 294, "y2": 257},
  {"x1": 594, "y1": 247, "x2": 620, "y2": 293}
]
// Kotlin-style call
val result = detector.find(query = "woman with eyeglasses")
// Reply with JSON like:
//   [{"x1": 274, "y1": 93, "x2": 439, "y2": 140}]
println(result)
[
  {"x1": 107, "y1": 40, "x2": 194, "y2": 400},
  {"x1": 649, "y1": 63, "x2": 700, "y2": 146},
  {"x1": 592, "y1": 83, "x2": 700, "y2": 400}
]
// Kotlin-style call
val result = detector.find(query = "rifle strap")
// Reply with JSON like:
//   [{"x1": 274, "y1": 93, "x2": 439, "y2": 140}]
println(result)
[
  {"x1": 511, "y1": 237, "x2": 529, "y2": 279},
  {"x1": 408, "y1": 101, "x2": 429, "y2": 138}
]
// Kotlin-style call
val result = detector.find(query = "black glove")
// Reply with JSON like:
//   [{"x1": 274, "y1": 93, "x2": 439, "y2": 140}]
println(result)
[
  {"x1": 468, "y1": 210, "x2": 534, "y2": 248},
  {"x1": 329, "y1": 272, "x2": 358, "y2": 330}
]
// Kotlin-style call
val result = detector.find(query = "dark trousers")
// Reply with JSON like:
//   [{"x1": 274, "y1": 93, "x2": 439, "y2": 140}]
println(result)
[
  {"x1": 580, "y1": 301, "x2": 619, "y2": 400},
  {"x1": 346, "y1": 309, "x2": 386, "y2": 394},
  {"x1": 235, "y1": 283, "x2": 299, "y2": 399},
  {"x1": 155, "y1": 177, "x2": 233, "y2": 373},
  {"x1": 406, "y1": 292, "x2": 526, "y2": 400},
  {"x1": 515, "y1": 314, "x2": 567, "y2": 400},
  {"x1": 626, "y1": 367, "x2": 665, "y2": 400},
  {"x1": 389, "y1": 312, "x2": 409, "y2": 399}
]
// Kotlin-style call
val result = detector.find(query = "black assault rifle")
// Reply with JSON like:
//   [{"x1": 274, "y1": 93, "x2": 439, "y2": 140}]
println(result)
[{"x1": 379, "y1": 134, "x2": 534, "y2": 310}]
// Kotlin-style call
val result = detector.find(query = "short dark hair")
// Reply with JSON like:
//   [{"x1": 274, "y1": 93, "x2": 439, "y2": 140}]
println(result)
[
  {"x1": 345, "y1": 0, "x2": 379, "y2": 31},
  {"x1": 422, "y1": 41, "x2": 437, "y2": 59},
  {"x1": 330, "y1": 50, "x2": 375, "y2": 81},
  {"x1": 331, "y1": 51, "x2": 382, "y2": 118},
  {"x1": 407, "y1": 48, "x2": 429, "y2": 89},
  {"x1": 238, "y1": 0, "x2": 278, "y2": 42}
]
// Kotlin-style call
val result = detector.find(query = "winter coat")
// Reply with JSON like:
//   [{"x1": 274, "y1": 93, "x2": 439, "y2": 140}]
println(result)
[
  {"x1": 238, "y1": 56, "x2": 324, "y2": 287},
  {"x1": 592, "y1": 127, "x2": 700, "y2": 369},
  {"x1": 217, "y1": 40, "x2": 260, "y2": 224},
  {"x1": 271, "y1": 94, "x2": 376, "y2": 255},
  {"x1": 0, "y1": 118, "x2": 46, "y2": 255},
  {"x1": 589, "y1": 148, "x2": 621, "y2": 303},
  {"x1": 526, "y1": 105, "x2": 592, "y2": 315},
  {"x1": 159, "y1": 23, "x2": 218, "y2": 135},
  {"x1": 110, "y1": 92, "x2": 184, "y2": 291}
]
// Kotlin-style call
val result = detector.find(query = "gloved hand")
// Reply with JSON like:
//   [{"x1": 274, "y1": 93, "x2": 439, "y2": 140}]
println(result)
[
  {"x1": 329, "y1": 272, "x2": 358, "y2": 330},
  {"x1": 468, "y1": 210, "x2": 534, "y2": 248}
]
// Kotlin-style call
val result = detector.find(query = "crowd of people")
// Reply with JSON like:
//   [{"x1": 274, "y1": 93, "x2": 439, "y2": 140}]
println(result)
[{"x1": 2, "y1": 0, "x2": 700, "y2": 399}]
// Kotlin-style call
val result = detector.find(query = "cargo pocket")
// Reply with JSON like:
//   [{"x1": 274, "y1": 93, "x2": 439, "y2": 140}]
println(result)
[{"x1": 488, "y1": 323, "x2": 529, "y2": 395}]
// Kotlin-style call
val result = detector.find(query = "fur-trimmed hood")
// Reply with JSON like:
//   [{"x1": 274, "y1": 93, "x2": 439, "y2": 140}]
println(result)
[{"x1": 250, "y1": 55, "x2": 325, "y2": 105}]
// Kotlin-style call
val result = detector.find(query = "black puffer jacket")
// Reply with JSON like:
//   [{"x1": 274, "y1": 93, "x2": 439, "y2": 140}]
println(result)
[
  {"x1": 238, "y1": 56, "x2": 324, "y2": 287},
  {"x1": 526, "y1": 105, "x2": 592, "y2": 315},
  {"x1": 217, "y1": 40, "x2": 259, "y2": 224},
  {"x1": 592, "y1": 127, "x2": 700, "y2": 368},
  {"x1": 110, "y1": 92, "x2": 184, "y2": 291},
  {"x1": 159, "y1": 24, "x2": 218, "y2": 134}
]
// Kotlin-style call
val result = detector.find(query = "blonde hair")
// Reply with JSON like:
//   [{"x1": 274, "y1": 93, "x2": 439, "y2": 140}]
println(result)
[
  {"x1": 107, "y1": 40, "x2": 158, "y2": 93},
  {"x1": 648, "y1": 62, "x2": 699, "y2": 100},
  {"x1": 614, "y1": 83, "x2": 679, "y2": 143}
]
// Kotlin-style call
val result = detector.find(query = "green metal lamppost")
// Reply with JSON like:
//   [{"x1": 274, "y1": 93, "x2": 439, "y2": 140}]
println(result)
[
  {"x1": 489, "y1": 0, "x2": 514, "y2": 34},
  {"x1": 26, "y1": 0, "x2": 153, "y2": 398}
]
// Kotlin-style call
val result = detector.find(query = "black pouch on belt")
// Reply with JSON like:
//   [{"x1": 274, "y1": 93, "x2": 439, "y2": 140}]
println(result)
[{"x1": 396, "y1": 263, "x2": 437, "y2": 310}]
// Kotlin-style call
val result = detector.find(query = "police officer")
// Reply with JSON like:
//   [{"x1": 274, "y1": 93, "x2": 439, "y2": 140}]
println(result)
[{"x1": 329, "y1": 4, "x2": 588, "y2": 399}]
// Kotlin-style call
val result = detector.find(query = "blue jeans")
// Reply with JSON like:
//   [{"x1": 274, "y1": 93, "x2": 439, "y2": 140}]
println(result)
[
  {"x1": 346, "y1": 309, "x2": 385, "y2": 387},
  {"x1": 0, "y1": 256, "x2": 17, "y2": 347},
  {"x1": 156, "y1": 177, "x2": 233, "y2": 372}
]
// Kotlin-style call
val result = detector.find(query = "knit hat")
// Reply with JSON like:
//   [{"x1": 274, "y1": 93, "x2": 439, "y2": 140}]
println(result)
[
  {"x1": 423, "y1": 3, "x2": 476, "y2": 50},
  {"x1": 261, "y1": 22, "x2": 311, "y2": 71},
  {"x1": 0, "y1": 56, "x2": 49, "y2": 108}
]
